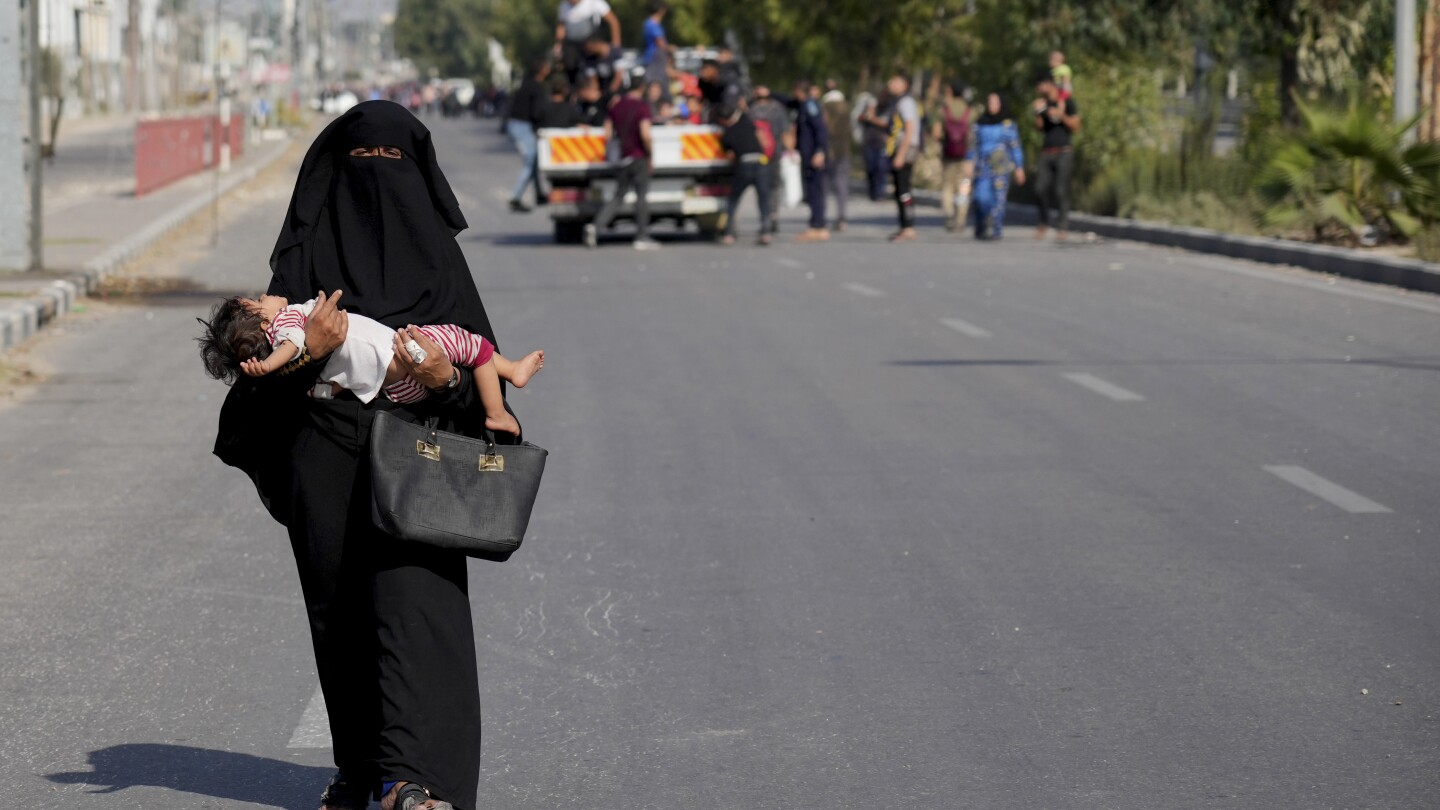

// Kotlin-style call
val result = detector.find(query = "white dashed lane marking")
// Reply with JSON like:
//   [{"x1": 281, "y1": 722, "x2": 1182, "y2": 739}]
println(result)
[
  {"x1": 843, "y1": 282, "x2": 885, "y2": 298},
  {"x1": 1263, "y1": 466, "x2": 1393, "y2": 514},
  {"x1": 1062, "y1": 372, "x2": 1146, "y2": 402},
  {"x1": 774, "y1": 257, "x2": 804, "y2": 269},
  {"x1": 287, "y1": 685, "x2": 331, "y2": 748},
  {"x1": 940, "y1": 317, "x2": 993, "y2": 338}
]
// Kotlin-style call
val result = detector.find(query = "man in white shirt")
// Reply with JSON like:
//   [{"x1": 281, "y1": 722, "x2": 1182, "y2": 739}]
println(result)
[{"x1": 555, "y1": 0, "x2": 622, "y2": 83}]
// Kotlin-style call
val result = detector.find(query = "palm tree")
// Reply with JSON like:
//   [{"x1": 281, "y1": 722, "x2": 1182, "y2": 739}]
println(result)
[{"x1": 1256, "y1": 92, "x2": 1440, "y2": 245}]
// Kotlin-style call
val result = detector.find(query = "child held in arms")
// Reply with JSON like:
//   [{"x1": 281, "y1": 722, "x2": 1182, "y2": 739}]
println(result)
[{"x1": 198, "y1": 292, "x2": 543, "y2": 436}]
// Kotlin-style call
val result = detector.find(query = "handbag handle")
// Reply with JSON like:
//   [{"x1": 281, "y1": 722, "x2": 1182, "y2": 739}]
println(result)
[{"x1": 416, "y1": 417, "x2": 504, "y2": 472}]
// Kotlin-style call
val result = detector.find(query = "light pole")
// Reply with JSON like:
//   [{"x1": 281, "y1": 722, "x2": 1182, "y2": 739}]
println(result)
[
  {"x1": 1398, "y1": 0, "x2": 1418, "y2": 139},
  {"x1": 26, "y1": 0, "x2": 42, "y2": 272}
]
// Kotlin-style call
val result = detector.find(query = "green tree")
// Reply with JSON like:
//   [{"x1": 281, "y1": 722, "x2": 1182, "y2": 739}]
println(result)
[{"x1": 393, "y1": 0, "x2": 493, "y2": 78}]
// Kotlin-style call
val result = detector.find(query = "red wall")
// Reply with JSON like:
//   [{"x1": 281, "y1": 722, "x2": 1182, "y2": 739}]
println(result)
[{"x1": 134, "y1": 115, "x2": 246, "y2": 197}]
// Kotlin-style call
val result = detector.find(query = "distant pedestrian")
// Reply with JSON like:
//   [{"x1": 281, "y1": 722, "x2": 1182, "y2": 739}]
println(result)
[
  {"x1": 506, "y1": 58, "x2": 551, "y2": 213},
  {"x1": 857, "y1": 89, "x2": 890, "y2": 201},
  {"x1": 790, "y1": 80, "x2": 830, "y2": 243},
  {"x1": 586, "y1": 67, "x2": 660, "y2": 250},
  {"x1": 718, "y1": 104, "x2": 772, "y2": 246},
  {"x1": 820, "y1": 80, "x2": 852, "y2": 231},
  {"x1": 1032, "y1": 75, "x2": 1080, "y2": 240},
  {"x1": 555, "y1": 0, "x2": 622, "y2": 85},
  {"x1": 967, "y1": 93, "x2": 1025, "y2": 240},
  {"x1": 881, "y1": 71, "x2": 920, "y2": 242},
  {"x1": 934, "y1": 80, "x2": 974, "y2": 233},
  {"x1": 642, "y1": 1, "x2": 672, "y2": 99},
  {"x1": 749, "y1": 86, "x2": 791, "y2": 235}
]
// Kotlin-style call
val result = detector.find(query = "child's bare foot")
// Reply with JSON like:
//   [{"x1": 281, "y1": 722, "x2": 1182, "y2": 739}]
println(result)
[
  {"x1": 509, "y1": 350, "x2": 545, "y2": 388},
  {"x1": 486, "y1": 411, "x2": 521, "y2": 436}
]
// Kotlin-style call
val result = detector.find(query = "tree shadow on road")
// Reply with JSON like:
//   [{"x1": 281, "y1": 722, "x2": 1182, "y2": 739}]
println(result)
[{"x1": 46, "y1": 744, "x2": 332, "y2": 810}]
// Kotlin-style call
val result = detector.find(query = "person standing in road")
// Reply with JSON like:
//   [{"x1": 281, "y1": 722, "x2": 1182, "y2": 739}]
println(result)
[
  {"x1": 505, "y1": 58, "x2": 550, "y2": 213},
  {"x1": 718, "y1": 103, "x2": 773, "y2": 246},
  {"x1": 967, "y1": 92, "x2": 1025, "y2": 240},
  {"x1": 821, "y1": 80, "x2": 852, "y2": 232},
  {"x1": 749, "y1": 86, "x2": 791, "y2": 235},
  {"x1": 857, "y1": 88, "x2": 891, "y2": 201},
  {"x1": 791, "y1": 80, "x2": 829, "y2": 243},
  {"x1": 1032, "y1": 75, "x2": 1080, "y2": 241},
  {"x1": 554, "y1": 0, "x2": 622, "y2": 85},
  {"x1": 880, "y1": 71, "x2": 920, "y2": 242},
  {"x1": 934, "y1": 80, "x2": 974, "y2": 233},
  {"x1": 586, "y1": 68, "x2": 660, "y2": 251},
  {"x1": 214, "y1": 101, "x2": 511, "y2": 810}
]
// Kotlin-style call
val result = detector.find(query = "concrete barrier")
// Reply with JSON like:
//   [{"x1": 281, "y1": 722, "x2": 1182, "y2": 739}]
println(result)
[{"x1": 135, "y1": 114, "x2": 246, "y2": 197}]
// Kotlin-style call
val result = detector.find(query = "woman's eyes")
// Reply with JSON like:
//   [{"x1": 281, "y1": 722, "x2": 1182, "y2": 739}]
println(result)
[{"x1": 348, "y1": 147, "x2": 404, "y2": 159}]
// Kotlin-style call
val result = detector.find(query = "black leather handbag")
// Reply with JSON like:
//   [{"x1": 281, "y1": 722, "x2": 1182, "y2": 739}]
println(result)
[{"x1": 369, "y1": 410, "x2": 547, "y2": 561}]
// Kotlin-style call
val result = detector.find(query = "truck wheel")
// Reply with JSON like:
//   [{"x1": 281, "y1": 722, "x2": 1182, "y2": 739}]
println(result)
[{"x1": 554, "y1": 221, "x2": 585, "y2": 245}]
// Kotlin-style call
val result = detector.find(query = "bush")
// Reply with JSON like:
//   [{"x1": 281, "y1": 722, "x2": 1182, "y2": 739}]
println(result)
[{"x1": 1255, "y1": 92, "x2": 1440, "y2": 245}]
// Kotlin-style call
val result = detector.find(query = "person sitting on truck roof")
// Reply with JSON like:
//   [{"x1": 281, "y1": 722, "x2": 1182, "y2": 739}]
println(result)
[
  {"x1": 585, "y1": 66, "x2": 661, "y2": 251},
  {"x1": 718, "y1": 102, "x2": 773, "y2": 247},
  {"x1": 556, "y1": 0, "x2": 621, "y2": 85}
]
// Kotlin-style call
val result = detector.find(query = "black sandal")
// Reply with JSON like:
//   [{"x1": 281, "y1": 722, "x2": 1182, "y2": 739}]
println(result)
[
  {"x1": 389, "y1": 782, "x2": 454, "y2": 810},
  {"x1": 319, "y1": 771, "x2": 369, "y2": 810}
]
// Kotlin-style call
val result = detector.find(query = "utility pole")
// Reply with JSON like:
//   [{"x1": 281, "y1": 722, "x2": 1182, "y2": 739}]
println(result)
[
  {"x1": 26, "y1": 0, "x2": 42, "y2": 272},
  {"x1": 0, "y1": 0, "x2": 27, "y2": 269},
  {"x1": 127, "y1": 0, "x2": 140, "y2": 112},
  {"x1": 1398, "y1": 0, "x2": 1419, "y2": 138}
]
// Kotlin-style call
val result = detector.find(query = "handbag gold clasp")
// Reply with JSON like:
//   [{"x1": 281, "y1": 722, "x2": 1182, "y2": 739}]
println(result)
[
  {"x1": 416, "y1": 440, "x2": 441, "y2": 461},
  {"x1": 478, "y1": 452, "x2": 504, "y2": 472}
]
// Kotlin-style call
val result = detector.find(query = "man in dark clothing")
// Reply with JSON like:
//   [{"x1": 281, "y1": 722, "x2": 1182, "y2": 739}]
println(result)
[
  {"x1": 877, "y1": 71, "x2": 920, "y2": 242},
  {"x1": 790, "y1": 80, "x2": 829, "y2": 242},
  {"x1": 506, "y1": 57, "x2": 551, "y2": 212},
  {"x1": 586, "y1": 67, "x2": 660, "y2": 250},
  {"x1": 749, "y1": 86, "x2": 791, "y2": 235},
  {"x1": 718, "y1": 104, "x2": 772, "y2": 246},
  {"x1": 1032, "y1": 75, "x2": 1081, "y2": 240},
  {"x1": 536, "y1": 76, "x2": 581, "y2": 129},
  {"x1": 858, "y1": 90, "x2": 891, "y2": 200},
  {"x1": 575, "y1": 75, "x2": 608, "y2": 127}
]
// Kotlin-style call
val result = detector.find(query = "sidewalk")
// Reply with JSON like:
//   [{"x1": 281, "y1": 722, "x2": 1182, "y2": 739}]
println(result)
[{"x1": 0, "y1": 127, "x2": 304, "y2": 355}]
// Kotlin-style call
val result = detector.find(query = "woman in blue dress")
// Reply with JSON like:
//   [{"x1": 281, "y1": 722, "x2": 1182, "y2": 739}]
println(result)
[{"x1": 967, "y1": 93, "x2": 1026, "y2": 240}]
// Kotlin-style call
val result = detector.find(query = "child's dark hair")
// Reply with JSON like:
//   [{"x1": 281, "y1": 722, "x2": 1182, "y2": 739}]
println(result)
[{"x1": 196, "y1": 296, "x2": 271, "y2": 384}]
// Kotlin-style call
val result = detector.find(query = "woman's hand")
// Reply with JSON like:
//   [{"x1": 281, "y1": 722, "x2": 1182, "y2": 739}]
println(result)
[
  {"x1": 304, "y1": 290, "x2": 348, "y2": 359},
  {"x1": 1014, "y1": 168, "x2": 1026, "y2": 186},
  {"x1": 393, "y1": 327, "x2": 456, "y2": 390}
]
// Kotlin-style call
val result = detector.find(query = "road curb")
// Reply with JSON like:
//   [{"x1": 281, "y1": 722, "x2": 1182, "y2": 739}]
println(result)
[
  {"x1": 1, "y1": 134, "x2": 298, "y2": 357},
  {"x1": 900, "y1": 186, "x2": 1440, "y2": 295}
]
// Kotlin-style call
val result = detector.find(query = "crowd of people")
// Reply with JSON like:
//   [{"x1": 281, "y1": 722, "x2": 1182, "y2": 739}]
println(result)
[{"x1": 502, "y1": 0, "x2": 1084, "y2": 248}]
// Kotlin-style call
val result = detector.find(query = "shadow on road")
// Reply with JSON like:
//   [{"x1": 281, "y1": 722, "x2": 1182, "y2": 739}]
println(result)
[
  {"x1": 888, "y1": 356, "x2": 1440, "y2": 372},
  {"x1": 46, "y1": 744, "x2": 332, "y2": 810}
]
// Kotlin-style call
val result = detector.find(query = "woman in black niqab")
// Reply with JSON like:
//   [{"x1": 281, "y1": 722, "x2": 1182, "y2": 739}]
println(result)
[{"x1": 214, "y1": 101, "x2": 490, "y2": 810}]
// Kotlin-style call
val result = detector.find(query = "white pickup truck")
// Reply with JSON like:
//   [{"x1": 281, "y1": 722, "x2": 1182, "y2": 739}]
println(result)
[{"x1": 537, "y1": 124, "x2": 734, "y2": 244}]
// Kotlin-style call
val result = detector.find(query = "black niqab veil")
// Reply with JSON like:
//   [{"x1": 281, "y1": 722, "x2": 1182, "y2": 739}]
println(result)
[{"x1": 268, "y1": 100, "x2": 495, "y2": 342}]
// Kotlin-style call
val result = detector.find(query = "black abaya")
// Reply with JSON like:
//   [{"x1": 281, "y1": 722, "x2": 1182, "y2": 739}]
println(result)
[{"x1": 212, "y1": 101, "x2": 499, "y2": 809}]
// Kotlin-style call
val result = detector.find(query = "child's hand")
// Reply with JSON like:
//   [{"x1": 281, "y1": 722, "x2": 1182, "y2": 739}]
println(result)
[{"x1": 240, "y1": 357, "x2": 271, "y2": 377}]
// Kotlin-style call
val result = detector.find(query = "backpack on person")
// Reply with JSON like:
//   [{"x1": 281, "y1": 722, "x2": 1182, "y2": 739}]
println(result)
[
  {"x1": 754, "y1": 118, "x2": 778, "y2": 161},
  {"x1": 942, "y1": 104, "x2": 971, "y2": 160}
]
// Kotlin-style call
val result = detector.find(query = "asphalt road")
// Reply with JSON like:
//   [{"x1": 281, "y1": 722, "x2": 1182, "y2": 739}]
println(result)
[{"x1": 1, "y1": 116, "x2": 1437, "y2": 810}]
